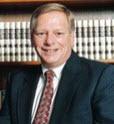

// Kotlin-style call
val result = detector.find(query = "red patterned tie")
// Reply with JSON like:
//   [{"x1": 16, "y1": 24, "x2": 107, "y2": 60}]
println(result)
[{"x1": 33, "y1": 70, "x2": 54, "y2": 124}]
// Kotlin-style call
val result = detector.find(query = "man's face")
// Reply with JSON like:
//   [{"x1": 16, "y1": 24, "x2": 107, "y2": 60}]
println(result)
[{"x1": 32, "y1": 11, "x2": 74, "y2": 68}]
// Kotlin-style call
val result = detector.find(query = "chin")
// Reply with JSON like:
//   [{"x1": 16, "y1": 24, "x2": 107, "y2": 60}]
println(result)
[{"x1": 42, "y1": 59, "x2": 58, "y2": 66}]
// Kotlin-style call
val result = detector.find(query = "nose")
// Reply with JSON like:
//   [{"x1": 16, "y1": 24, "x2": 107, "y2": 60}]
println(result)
[{"x1": 45, "y1": 32, "x2": 54, "y2": 45}]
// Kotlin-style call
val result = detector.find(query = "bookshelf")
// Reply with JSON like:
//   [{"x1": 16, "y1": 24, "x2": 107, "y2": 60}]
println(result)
[
  {"x1": 0, "y1": 0, "x2": 114, "y2": 9},
  {"x1": 0, "y1": 0, "x2": 114, "y2": 6},
  {"x1": 0, "y1": 0, "x2": 114, "y2": 109}
]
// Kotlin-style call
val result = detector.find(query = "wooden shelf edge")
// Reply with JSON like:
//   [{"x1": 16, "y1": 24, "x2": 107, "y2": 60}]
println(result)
[
  {"x1": 0, "y1": 0, "x2": 114, "y2": 7},
  {"x1": 0, "y1": 0, "x2": 78, "y2": 5},
  {"x1": 0, "y1": 59, "x2": 114, "y2": 66},
  {"x1": 100, "y1": 59, "x2": 114, "y2": 64},
  {"x1": 0, "y1": 61, "x2": 40, "y2": 66}
]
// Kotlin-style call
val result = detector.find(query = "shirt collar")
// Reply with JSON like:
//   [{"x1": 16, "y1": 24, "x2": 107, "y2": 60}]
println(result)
[{"x1": 42, "y1": 63, "x2": 65, "y2": 79}]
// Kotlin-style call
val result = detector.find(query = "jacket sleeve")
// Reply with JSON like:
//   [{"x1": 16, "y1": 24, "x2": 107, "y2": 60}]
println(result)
[
  {"x1": 93, "y1": 65, "x2": 114, "y2": 124},
  {"x1": 0, "y1": 73, "x2": 11, "y2": 124}
]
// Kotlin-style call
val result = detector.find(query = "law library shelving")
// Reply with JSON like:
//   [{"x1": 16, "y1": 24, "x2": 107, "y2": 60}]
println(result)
[{"x1": 1, "y1": 0, "x2": 114, "y2": 109}]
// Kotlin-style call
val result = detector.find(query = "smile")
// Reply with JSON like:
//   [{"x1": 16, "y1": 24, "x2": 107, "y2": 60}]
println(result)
[{"x1": 42, "y1": 48, "x2": 58, "y2": 54}]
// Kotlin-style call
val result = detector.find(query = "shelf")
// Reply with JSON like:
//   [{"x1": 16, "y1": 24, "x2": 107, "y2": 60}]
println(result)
[
  {"x1": 100, "y1": 59, "x2": 114, "y2": 64},
  {"x1": 0, "y1": 0, "x2": 114, "y2": 7},
  {"x1": 0, "y1": 60, "x2": 114, "y2": 66},
  {"x1": 0, "y1": 0, "x2": 114, "y2": 65},
  {"x1": 0, "y1": 61, "x2": 40, "y2": 66}
]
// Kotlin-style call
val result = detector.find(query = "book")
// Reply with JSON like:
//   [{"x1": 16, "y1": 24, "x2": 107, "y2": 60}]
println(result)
[{"x1": 0, "y1": 19, "x2": 114, "y2": 62}]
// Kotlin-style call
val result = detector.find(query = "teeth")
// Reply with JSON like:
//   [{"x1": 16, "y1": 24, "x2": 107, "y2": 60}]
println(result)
[
  {"x1": 44, "y1": 49, "x2": 57, "y2": 52},
  {"x1": 42, "y1": 47, "x2": 58, "y2": 53},
  {"x1": 47, "y1": 50, "x2": 53, "y2": 53}
]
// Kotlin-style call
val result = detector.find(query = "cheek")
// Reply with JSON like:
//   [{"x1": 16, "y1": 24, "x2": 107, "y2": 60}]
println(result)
[
  {"x1": 57, "y1": 37, "x2": 68, "y2": 46},
  {"x1": 58, "y1": 38, "x2": 72, "y2": 49},
  {"x1": 33, "y1": 39, "x2": 42, "y2": 48}
]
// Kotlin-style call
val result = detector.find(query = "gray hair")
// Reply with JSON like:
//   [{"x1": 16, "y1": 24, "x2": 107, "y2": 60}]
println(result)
[{"x1": 30, "y1": 3, "x2": 75, "y2": 34}]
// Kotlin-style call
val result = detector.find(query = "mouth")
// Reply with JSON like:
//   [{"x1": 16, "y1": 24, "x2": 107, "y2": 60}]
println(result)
[{"x1": 41, "y1": 47, "x2": 58, "y2": 54}]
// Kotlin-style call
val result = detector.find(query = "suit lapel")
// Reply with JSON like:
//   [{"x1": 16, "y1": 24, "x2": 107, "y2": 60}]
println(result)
[
  {"x1": 17, "y1": 51, "x2": 84, "y2": 124},
  {"x1": 17, "y1": 66, "x2": 42, "y2": 124},
  {"x1": 50, "y1": 52, "x2": 83, "y2": 124}
]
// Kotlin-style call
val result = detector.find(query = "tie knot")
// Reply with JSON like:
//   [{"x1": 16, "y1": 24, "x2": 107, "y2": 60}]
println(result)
[{"x1": 45, "y1": 70, "x2": 54, "y2": 82}]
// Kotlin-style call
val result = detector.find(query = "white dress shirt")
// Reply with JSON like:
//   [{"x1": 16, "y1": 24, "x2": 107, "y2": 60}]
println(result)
[{"x1": 31, "y1": 64, "x2": 65, "y2": 123}]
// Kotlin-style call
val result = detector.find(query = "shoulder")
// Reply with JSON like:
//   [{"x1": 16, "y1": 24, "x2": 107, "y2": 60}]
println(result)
[
  {"x1": 80, "y1": 56, "x2": 114, "y2": 77},
  {"x1": 9, "y1": 65, "x2": 41, "y2": 78},
  {"x1": 70, "y1": 51, "x2": 114, "y2": 78},
  {"x1": 78, "y1": 56, "x2": 114, "y2": 89},
  {"x1": 7, "y1": 65, "x2": 41, "y2": 88},
  {"x1": 71, "y1": 51, "x2": 109, "y2": 70},
  {"x1": 80, "y1": 56, "x2": 114, "y2": 73}
]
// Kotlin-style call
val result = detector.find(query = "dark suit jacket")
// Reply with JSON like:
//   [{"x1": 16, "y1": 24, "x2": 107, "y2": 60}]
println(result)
[{"x1": 0, "y1": 51, "x2": 114, "y2": 124}]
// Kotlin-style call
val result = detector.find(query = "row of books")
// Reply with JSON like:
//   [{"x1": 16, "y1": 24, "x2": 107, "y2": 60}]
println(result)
[
  {"x1": 0, "y1": 21, "x2": 39, "y2": 62},
  {"x1": 74, "y1": 19, "x2": 114, "y2": 60},
  {"x1": 0, "y1": 19, "x2": 114, "y2": 62}
]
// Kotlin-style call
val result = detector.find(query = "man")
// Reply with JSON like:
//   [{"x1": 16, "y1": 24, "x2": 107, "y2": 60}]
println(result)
[{"x1": 0, "y1": 3, "x2": 114, "y2": 124}]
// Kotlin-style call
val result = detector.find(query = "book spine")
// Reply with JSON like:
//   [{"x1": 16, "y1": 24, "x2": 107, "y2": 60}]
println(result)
[
  {"x1": 94, "y1": 19, "x2": 100, "y2": 60},
  {"x1": 15, "y1": 21, "x2": 21, "y2": 62},
  {"x1": 105, "y1": 19, "x2": 112, "y2": 59},
  {"x1": 111, "y1": 19, "x2": 114, "y2": 59},
  {"x1": 99, "y1": 19, "x2": 106, "y2": 60},
  {"x1": 73, "y1": 19, "x2": 77, "y2": 53},
  {"x1": 10, "y1": 22, "x2": 16, "y2": 61},
  {"x1": 76, "y1": 20, "x2": 83, "y2": 57},
  {"x1": 88, "y1": 20, "x2": 94, "y2": 60},
  {"x1": 0, "y1": 22, "x2": 5, "y2": 62},
  {"x1": 82, "y1": 20, "x2": 88, "y2": 58},
  {"x1": 21, "y1": 22, "x2": 27, "y2": 61},
  {"x1": 26, "y1": 21, "x2": 32, "y2": 61},
  {"x1": 4, "y1": 22, "x2": 10, "y2": 61}
]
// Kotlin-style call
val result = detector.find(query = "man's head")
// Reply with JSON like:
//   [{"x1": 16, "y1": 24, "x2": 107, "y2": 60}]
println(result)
[{"x1": 30, "y1": 3, "x2": 75, "y2": 68}]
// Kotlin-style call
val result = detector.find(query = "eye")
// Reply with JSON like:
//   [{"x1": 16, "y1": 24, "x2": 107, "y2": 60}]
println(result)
[
  {"x1": 36, "y1": 32, "x2": 45, "y2": 36},
  {"x1": 55, "y1": 32, "x2": 64, "y2": 36},
  {"x1": 34, "y1": 31, "x2": 46, "y2": 38}
]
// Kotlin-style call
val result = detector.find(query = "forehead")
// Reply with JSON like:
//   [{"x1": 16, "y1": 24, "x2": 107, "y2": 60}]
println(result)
[{"x1": 36, "y1": 11, "x2": 68, "y2": 24}]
